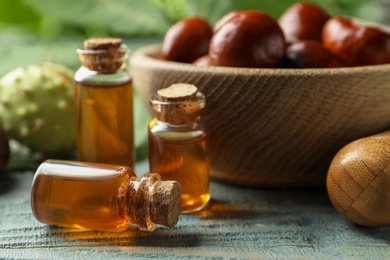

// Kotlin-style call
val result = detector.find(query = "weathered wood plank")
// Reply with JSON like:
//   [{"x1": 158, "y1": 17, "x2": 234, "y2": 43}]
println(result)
[{"x1": 1, "y1": 169, "x2": 390, "y2": 259}]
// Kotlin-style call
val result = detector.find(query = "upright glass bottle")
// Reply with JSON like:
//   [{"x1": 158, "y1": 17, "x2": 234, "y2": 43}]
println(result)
[
  {"x1": 148, "y1": 83, "x2": 210, "y2": 213},
  {"x1": 75, "y1": 38, "x2": 134, "y2": 168},
  {"x1": 31, "y1": 160, "x2": 181, "y2": 232}
]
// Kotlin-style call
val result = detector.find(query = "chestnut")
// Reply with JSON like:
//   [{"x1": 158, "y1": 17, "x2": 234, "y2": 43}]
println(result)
[
  {"x1": 322, "y1": 17, "x2": 390, "y2": 66},
  {"x1": 193, "y1": 55, "x2": 210, "y2": 66},
  {"x1": 213, "y1": 11, "x2": 238, "y2": 31},
  {"x1": 278, "y1": 2, "x2": 330, "y2": 43},
  {"x1": 282, "y1": 40, "x2": 344, "y2": 68},
  {"x1": 209, "y1": 10, "x2": 285, "y2": 68},
  {"x1": 162, "y1": 17, "x2": 213, "y2": 63}
]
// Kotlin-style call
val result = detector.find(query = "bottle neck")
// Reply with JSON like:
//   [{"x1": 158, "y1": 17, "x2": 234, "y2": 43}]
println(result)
[
  {"x1": 156, "y1": 111, "x2": 201, "y2": 125},
  {"x1": 75, "y1": 66, "x2": 131, "y2": 86},
  {"x1": 118, "y1": 173, "x2": 181, "y2": 231},
  {"x1": 77, "y1": 45, "x2": 128, "y2": 74},
  {"x1": 150, "y1": 92, "x2": 205, "y2": 125}
]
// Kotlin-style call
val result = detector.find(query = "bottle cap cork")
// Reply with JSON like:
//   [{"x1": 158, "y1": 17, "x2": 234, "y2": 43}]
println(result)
[
  {"x1": 83, "y1": 38, "x2": 122, "y2": 50},
  {"x1": 126, "y1": 173, "x2": 181, "y2": 230},
  {"x1": 77, "y1": 38, "x2": 127, "y2": 74},
  {"x1": 150, "y1": 180, "x2": 181, "y2": 228},
  {"x1": 153, "y1": 83, "x2": 205, "y2": 124},
  {"x1": 157, "y1": 83, "x2": 198, "y2": 101}
]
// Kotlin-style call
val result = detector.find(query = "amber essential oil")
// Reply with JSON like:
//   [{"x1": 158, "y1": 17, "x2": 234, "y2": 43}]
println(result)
[
  {"x1": 75, "y1": 38, "x2": 135, "y2": 168},
  {"x1": 31, "y1": 160, "x2": 181, "y2": 232},
  {"x1": 75, "y1": 81, "x2": 134, "y2": 167},
  {"x1": 31, "y1": 161, "x2": 130, "y2": 232},
  {"x1": 148, "y1": 83, "x2": 210, "y2": 213},
  {"x1": 149, "y1": 120, "x2": 210, "y2": 213}
]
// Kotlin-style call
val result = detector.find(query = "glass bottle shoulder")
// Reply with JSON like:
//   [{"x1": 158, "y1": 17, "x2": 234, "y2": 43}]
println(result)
[
  {"x1": 75, "y1": 66, "x2": 131, "y2": 86},
  {"x1": 148, "y1": 118, "x2": 206, "y2": 141}
]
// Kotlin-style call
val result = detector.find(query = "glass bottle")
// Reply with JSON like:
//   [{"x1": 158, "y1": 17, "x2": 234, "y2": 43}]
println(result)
[
  {"x1": 148, "y1": 83, "x2": 210, "y2": 213},
  {"x1": 74, "y1": 38, "x2": 134, "y2": 168},
  {"x1": 31, "y1": 160, "x2": 181, "y2": 232}
]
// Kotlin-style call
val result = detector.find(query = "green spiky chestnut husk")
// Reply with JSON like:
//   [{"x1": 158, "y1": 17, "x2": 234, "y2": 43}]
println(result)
[{"x1": 0, "y1": 62, "x2": 76, "y2": 157}]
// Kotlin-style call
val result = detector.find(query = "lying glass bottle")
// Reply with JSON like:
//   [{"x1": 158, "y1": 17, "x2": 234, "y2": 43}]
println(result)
[{"x1": 31, "y1": 160, "x2": 181, "y2": 232}]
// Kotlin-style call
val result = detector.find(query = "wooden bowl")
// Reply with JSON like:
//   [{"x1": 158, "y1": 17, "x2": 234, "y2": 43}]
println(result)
[{"x1": 131, "y1": 44, "x2": 390, "y2": 188}]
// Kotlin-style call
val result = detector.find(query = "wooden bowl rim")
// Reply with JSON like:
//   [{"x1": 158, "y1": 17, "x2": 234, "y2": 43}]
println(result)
[{"x1": 131, "y1": 44, "x2": 390, "y2": 76}]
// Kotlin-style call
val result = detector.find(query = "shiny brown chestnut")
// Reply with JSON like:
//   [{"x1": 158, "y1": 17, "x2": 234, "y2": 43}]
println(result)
[
  {"x1": 322, "y1": 17, "x2": 390, "y2": 67},
  {"x1": 279, "y1": 2, "x2": 330, "y2": 43},
  {"x1": 209, "y1": 10, "x2": 285, "y2": 68},
  {"x1": 162, "y1": 17, "x2": 213, "y2": 63},
  {"x1": 282, "y1": 40, "x2": 344, "y2": 68}
]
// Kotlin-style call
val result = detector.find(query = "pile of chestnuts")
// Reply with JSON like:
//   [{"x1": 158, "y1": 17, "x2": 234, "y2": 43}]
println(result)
[{"x1": 162, "y1": 3, "x2": 390, "y2": 69}]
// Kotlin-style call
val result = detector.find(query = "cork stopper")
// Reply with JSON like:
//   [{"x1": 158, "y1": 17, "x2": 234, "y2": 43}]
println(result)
[
  {"x1": 77, "y1": 38, "x2": 127, "y2": 74},
  {"x1": 157, "y1": 83, "x2": 198, "y2": 101},
  {"x1": 152, "y1": 83, "x2": 205, "y2": 125},
  {"x1": 84, "y1": 38, "x2": 122, "y2": 50},
  {"x1": 124, "y1": 173, "x2": 181, "y2": 231},
  {"x1": 150, "y1": 180, "x2": 181, "y2": 228}
]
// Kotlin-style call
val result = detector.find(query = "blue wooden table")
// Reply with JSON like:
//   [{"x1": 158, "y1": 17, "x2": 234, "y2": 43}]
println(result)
[{"x1": 1, "y1": 161, "x2": 390, "y2": 259}]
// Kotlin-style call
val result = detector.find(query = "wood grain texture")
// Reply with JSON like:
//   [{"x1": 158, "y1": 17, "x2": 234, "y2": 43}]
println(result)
[
  {"x1": 327, "y1": 130, "x2": 390, "y2": 226},
  {"x1": 131, "y1": 45, "x2": 390, "y2": 188},
  {"x1": 1, "y1": 169, "x2": 390, "y2": 259}
]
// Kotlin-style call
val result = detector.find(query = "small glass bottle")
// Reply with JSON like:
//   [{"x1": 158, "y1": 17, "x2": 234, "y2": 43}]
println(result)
[
  {"x1": 75, "y1": 38, "x2": 134, "y2": 168},
  {"x1": 31, "y1": 160, "x2": 181, "y2": 232},
  {"x1": 148, "y1": 83, "x2": 210, "y2": 213}
]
